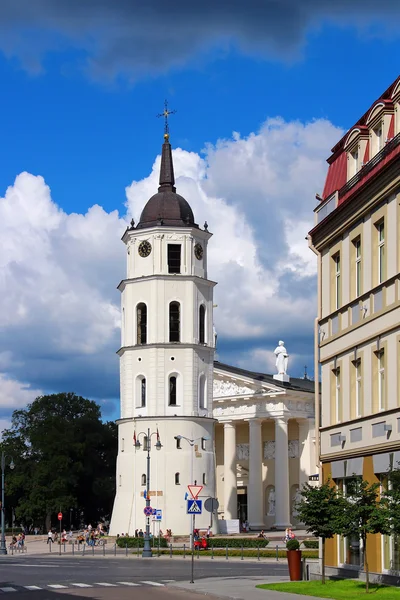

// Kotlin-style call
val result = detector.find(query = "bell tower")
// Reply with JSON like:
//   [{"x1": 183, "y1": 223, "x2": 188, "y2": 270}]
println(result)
[{"x1": 110, "y1": 110, "x2": 217, "y2": 536}]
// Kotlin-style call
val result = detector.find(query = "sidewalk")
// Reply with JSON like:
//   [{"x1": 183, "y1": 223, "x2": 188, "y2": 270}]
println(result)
[{"x1": 169, "y1": 576, "x2": 324, "y2": 600}]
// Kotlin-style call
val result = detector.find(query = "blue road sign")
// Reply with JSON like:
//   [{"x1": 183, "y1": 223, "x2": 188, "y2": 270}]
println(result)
[
  {"x1": 156, "y1": 509, "x2": 162, "y2": 521},
  {"x1": 187, "y1": 499, "x2": 202, "y2": 514}
]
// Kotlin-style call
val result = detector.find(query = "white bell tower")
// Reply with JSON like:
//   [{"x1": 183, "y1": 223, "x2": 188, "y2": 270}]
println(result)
[{"x1": 110, "y1": 123, "x2": 217, "y2": 536}]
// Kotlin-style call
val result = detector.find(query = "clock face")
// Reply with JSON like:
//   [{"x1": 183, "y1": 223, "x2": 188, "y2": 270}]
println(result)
[
  {"x1": 138, "y1": 240, "x2": 152, "y2": 258},
  {"x1": 194, "y1": 243, "x2": 204, "y2": 260}
]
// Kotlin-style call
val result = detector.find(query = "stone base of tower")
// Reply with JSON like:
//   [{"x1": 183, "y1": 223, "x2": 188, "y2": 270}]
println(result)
[{"x1": 109, "y1": 415, "x2": 216, "y2": 537}]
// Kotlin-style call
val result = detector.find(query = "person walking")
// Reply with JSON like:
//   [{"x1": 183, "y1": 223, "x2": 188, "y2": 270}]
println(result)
[{"x1": 47, "y1": 530, "x2": 53, "y2": 545}]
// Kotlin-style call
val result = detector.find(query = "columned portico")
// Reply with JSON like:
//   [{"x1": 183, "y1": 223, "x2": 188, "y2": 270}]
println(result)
[
  {"x1": 298, "y1": 418, "x2": 314, "y2": 490},
  {"x1": 248, "y1": 419, "x2": 264, "y2": 529},
  {"x1": 223, "y1": 422, "x2": 238, "y2": 519},
  {"x1": 274, "y1": 416, "x2": 291, "y2": 529}
]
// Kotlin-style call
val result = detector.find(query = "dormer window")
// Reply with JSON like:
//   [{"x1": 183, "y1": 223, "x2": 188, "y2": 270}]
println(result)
[
  {"x1": 374, "y1": 125, "x2": 383, "y2": 153},
  {"x1": 350, "y1": 148, "x2": 359, "y2": 178}
]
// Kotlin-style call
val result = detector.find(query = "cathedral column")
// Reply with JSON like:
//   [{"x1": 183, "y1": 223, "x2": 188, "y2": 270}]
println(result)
[
  {"x1": 298, "y1": 418, "x2": 314, "y2": 490},
  {"x1": 223, "y1": 422, "x2": 237, "y2": 519},
  {"x1": 248, "y1": 419, "x2": 264, "y2": 529},
  {"x1": 273, "y1": 416, "x2": 291, "y2": 529}
]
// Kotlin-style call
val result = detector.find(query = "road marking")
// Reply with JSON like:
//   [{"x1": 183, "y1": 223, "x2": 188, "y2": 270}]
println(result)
[
  {"x1": 140, "y1": 581, "x2": 165, "y2": 587},
  {"x1": 47, "y1": 585, "x2": 68, "y2": 589},
  {"x1": 0, "y1": 588, "x2": 16, "y2": 593},
  {"x1": 161, "y1": 580, "x2": 176, "y2": 582},
  {"x1": 71, "y1": 584, "x2": 93, "y2": 588},
  {"x1": 116, "y1": 582, "x2": 140, "y2": 587},
  {"x1": 95, "y1": 583, "x2": 117, "y2": 587},
  {"x1": 24, "y1": 587, "x2": 42, "y2": 591}
]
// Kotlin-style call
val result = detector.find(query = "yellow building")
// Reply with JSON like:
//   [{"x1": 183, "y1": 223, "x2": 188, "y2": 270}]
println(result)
[{"x1": 308, "y1": 75, "x2": 400, "y2": 578}]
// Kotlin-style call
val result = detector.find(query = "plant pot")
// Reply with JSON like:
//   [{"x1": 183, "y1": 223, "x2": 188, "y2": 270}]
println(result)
[{"x1": 286, "y1": 549, "x2": 302, "y2": 581}]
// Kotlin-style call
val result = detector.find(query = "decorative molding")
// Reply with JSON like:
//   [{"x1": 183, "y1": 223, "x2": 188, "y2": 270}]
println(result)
[
  {"x1": 288, "y1": 440, "x2": 299, "y2": 458},
  {"x1": 236, "y1": 444, "x2": 249, "y2": 460},
  {"x1": 264, "y1": 441, "x2": 275, "y2": 460},
  {"x1": 166, "y1": 234, "x2": 185, "y2": 241},
  {"x1": 213, "y1": 379, "x2": 254, "y2": 398}
]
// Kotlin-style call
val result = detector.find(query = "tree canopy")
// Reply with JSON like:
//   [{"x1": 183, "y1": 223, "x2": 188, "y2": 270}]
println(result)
[{"x1": 0, "y1": 392, "x2": 117, "y2": 531}]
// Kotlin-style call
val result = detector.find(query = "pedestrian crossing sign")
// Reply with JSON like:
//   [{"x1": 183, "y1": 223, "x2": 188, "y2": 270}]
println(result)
[{"x1": 187, "y1": 499, "x2": 202, "y2": 514}]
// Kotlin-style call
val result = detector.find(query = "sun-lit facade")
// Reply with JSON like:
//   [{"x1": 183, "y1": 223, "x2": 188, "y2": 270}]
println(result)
[{"x1": 309, "y1": 75, "x2": 400, "y2": 577}]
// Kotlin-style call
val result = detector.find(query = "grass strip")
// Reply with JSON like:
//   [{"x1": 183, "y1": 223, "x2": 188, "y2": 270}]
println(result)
[{"x1": 256, "y1": 580, "x2": 400, "y2": 598}]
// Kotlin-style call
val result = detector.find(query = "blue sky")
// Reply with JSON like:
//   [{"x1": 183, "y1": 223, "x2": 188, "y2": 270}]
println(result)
[{"x1": 0, "y1": 1, "x2": 399, "y2": 424}]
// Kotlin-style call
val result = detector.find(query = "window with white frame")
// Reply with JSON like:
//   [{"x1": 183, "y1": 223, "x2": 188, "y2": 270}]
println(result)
[
  {"x1": 335, "y1": 367, "x2": 341, "y2": 423},
  {"x1": 350, "y1": 148, "x2": 359, "y2": 177},
  {"x1": 374, "y1": 125, "x2": 383, "y2": 153},
  {"x1": 377, "y1": 221, "x2": 385, "y2": 284},
  {"x1": 334, "y1": 254, "x2": 341, "y2": 309},
  {"x1": 378, "y1": 351, "x2": 385, "y2": 411},
  {"x1": 354, "y1": 238, "x2": 361, "y2": 297}
]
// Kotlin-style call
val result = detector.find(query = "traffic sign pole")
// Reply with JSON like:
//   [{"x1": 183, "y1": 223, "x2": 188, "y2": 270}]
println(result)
[{"x1": 58, "y1": 508, "x2": 62, "y2": 556}]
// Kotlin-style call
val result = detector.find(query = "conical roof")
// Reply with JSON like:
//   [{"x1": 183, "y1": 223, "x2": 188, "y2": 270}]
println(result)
[{"x1": 136, "y1": 135, "x2": 198, "y2": 230}]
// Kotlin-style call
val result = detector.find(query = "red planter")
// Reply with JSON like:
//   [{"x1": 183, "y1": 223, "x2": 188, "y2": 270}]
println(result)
[{"x1": 286, "y1": 550, "x2": 302, "y2": 581}]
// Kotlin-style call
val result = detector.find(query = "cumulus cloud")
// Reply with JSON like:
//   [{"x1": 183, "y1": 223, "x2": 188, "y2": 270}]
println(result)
[
  {"x1": 0, "y1": 116, "x2": 341, "y2": 419},
  {"x1": 0, "y1": 0, "x2": 398, "y2": 78}
]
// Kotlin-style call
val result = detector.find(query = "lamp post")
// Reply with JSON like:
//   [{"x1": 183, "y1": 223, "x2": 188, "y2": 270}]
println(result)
[
  {"x1": 0, "y1": 452, "x2": 15, "y2": 555},
  {"x1": 134, "y1": 428, "x2": 162, "y2": 558},
  {"x1": 174, "y1": 434, "x2": 209, "y2": 584}
]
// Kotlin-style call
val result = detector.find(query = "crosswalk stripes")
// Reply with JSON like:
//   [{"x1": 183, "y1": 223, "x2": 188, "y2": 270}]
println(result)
[{"x1": 0, "y1": 580, "x2": 171, "y2": 593}]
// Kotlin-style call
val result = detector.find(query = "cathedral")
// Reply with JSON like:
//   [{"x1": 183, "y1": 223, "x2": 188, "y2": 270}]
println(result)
[{"x1": 109, "y1": 122, "x2": 316, "y2": 536}]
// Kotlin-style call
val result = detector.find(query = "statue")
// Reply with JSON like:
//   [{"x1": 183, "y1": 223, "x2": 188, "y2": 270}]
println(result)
[
  {"x1": 292, "y1": 487, "x2": 301, "y2": 518},
  {"x1": 213, "y1": 325, "x2": 218, "y2": 349},
  {"x1": 267, "y1": 487, "x2": 275, "y2": 516},
  {"x1": 274, "y1": 341, "x2": 289, "y2": 375}
]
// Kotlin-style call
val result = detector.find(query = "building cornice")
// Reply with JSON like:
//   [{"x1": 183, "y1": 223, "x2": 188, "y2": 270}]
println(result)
[
  {"x1": 117, "y1": 274, "x2": 217, "y2": 291},
  {"x1": 117, "y1": 342, "x2": 215, "y2": 356}
]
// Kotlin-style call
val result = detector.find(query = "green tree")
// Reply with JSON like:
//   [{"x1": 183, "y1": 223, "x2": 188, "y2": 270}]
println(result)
[
  {"x1": 0, "y1": 392, "x2": 117, "y2": 531},
  {"x1": 296, "y1": 480, "x2": 345, "y2": 584},
  {"x1": 340, "y1": 479, "x2": 388, "y2": 593}
]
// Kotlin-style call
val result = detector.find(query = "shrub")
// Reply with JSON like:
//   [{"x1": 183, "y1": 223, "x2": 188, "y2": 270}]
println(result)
[
  {"x1": 302, "y1": 540, "x2": 318, "y2": 549},
  {"x1": 286, "y1": 538, "x2": 300, "y2": 551},
  {"x1": 209, "y1": 537, "x2": 269, "y2": 548},
  {"x1": 116, "y1": 536, "x2": 168, "y2": 548}
]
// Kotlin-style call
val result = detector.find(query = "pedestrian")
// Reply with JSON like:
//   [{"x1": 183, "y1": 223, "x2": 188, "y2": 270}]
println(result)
[
  {"x1": 206, "y1": 526, "x2": 211, "y2": 539},
  {"x1": 135, "y1": 529, "x2": 138, "y2": 538},
  {"x1": 47, "y1": 529, "x2": 52, "y2": 544}
]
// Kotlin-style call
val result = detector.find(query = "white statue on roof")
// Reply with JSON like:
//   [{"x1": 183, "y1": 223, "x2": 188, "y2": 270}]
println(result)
[{"x1": 274, "y1": 341, "x2": 289, "y2": 375}]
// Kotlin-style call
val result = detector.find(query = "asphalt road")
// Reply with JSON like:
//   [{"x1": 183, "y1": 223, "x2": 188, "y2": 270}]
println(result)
[{"x1": 0, "y1": 555, "x2": 288, "y2": 599}]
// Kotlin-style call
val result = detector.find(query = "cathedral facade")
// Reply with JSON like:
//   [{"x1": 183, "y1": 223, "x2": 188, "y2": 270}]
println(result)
[{"x1": 109, "y1": 128, "x2": 316, "y2": 536}]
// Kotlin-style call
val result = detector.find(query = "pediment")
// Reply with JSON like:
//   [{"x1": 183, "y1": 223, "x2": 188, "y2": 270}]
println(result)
[{"x1": 213, "y1": 370, "x2": 284, "y2": 400}]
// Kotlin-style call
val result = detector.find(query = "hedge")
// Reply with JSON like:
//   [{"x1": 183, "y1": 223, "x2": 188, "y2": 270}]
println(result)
[
  {"x1": 157, "y1": 548, "x2": 318, "y2": 559},
  {"x1": 302, "y1": 540, "x2": 318, "y2": 549},
  {"x1": 208, "y1": 538, "x2": 269, "y2": 548},
  {"x1": 116, "y1": 536, "x2": 168, "y2": 548}
]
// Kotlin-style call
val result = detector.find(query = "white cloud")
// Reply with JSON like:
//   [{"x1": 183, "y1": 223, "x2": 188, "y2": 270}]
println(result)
[
  {"x1": 0, "y1": 375, "x2": 42, "y2": 409},
  {"x1": 0, "y1": 117, "x2": 342, "y2": 417}
]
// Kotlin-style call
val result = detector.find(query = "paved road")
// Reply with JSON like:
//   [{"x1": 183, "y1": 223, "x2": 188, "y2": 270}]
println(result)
[{"x1": 0, "y1": 555, "x2": 288, "y2": 598}]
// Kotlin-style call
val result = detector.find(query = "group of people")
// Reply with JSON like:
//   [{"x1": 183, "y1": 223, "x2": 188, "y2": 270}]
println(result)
[{"x1": 9, "y1": 532, "x2": 25, "y2": 550}]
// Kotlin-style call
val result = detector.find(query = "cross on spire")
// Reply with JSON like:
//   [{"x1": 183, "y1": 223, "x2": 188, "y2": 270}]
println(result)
[{"x1": 157, "y1": 99, "x2": 176, "y2": 140}]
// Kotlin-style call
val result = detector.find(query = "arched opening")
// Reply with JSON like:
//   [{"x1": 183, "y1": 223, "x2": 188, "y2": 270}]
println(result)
[
  {"x1": 141, "y1": 378, "x2": 146, "y2": 408},
  {"x1": 141, "y1": 474, "x2": 146, "y2": 486},
  {"x1": 199, "y1": 305, "x2": 206, "y2": 344},
  {"x1": 137, "y1": 303, "x2": 147, "y2": 344},
  {"x1": 169, "y1": 375, "x2": 177, "y2": 406},
  {"x1": 169, "y1": 302, "x2": 180, "y2": 342},
  {"x1": 199, "y1": 374, "x2": 206, "y2": 410}
]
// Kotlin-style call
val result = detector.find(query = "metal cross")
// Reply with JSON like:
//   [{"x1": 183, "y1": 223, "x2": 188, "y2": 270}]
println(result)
[{"x1": 157, "y1": 99, "x2": 176, "y2": 136}]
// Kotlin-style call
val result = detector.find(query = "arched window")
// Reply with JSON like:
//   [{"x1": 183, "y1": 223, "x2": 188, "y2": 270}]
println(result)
[
  {"x1": 169, "y1": 302, "x2": 180, "y2": 342},
  {"x1": 175, "y1": 472, "x2": 180, "y2": 485},
  {"x1": 141, "y1": 378, "x2": 146, "y2": 408},
  {"x1": 199, "y1": 305, "x2": 205, "y2": 344},
  {"x1": 137, "y1": 303, "x2": 147, "y2": 344},
  {"x1": 141, "y1": 474, "x2": 146, "y2": 486},
  {"x1": 169, "y1": 376, "x2": 177, "y2": 406},
  {"x1": 199, "y1": 375, "x2": 206, "y2": 409}
]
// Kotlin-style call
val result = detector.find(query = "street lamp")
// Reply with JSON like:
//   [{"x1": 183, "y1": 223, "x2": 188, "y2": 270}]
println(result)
[
  {"x1": 134, "y1": 428, "x2": 162, "y2": 558},
  {"x1": 1, "y1": 452, "x2": 14, "y2": 555}
]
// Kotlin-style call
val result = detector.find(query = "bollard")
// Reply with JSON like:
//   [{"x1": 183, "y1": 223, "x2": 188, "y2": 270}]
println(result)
[
  {"x1": 183, "y1": 543, "x2": 186, "y2": 559},
  {"x1": 276, "y1": 544, "x2": 279, "y2": 561},
  {"x1": 92, "y1": 544, "x2": 94, "y2": 556},
  {"x1": 125, "y1": 543, "x2": 128, "y2": 557},
  {"x1": 49, "y1": 541, "x2": 51, "y2": 553},
  {"x1": 257, "y1": 545, "x2": 260, "y2": 561},
  {"x1": 114, "y1": 543, "x2": 116, "y2": 556},
  {"x1": 157, "y1": 542, "x2": 160, "y2": 558},
  {"x1": 241, "y1": 544, "x2": 244, "y2": 561},
  {"x1": 103, "y1": 543, "x2": 105, "y2": 557},
  {"x1": 63, "y1": 542, "x2": 66, "y2": 553},
  {"x1": 169, "y1": 543, "x2": 172, "y2": 558},
  {"x1": 83, "y1": 543, "x2": 85, "y2": 556},
  {"x1": 211, "y1": 544, "x2": 214, "y2": 560},
  {"x1": 137, "y1": 544, "x2": 140, "y2": 557},
  {"x1": 197, "y1": 547, "x2": 199, "y2": 560},
  {"x1": 226, "y1": 545, "x2": 228, "y2": 560}
]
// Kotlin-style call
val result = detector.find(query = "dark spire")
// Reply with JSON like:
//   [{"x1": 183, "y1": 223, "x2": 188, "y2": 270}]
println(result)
[{"x1": 158, "y1": 136, "x2": 176, "y2": 192}]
